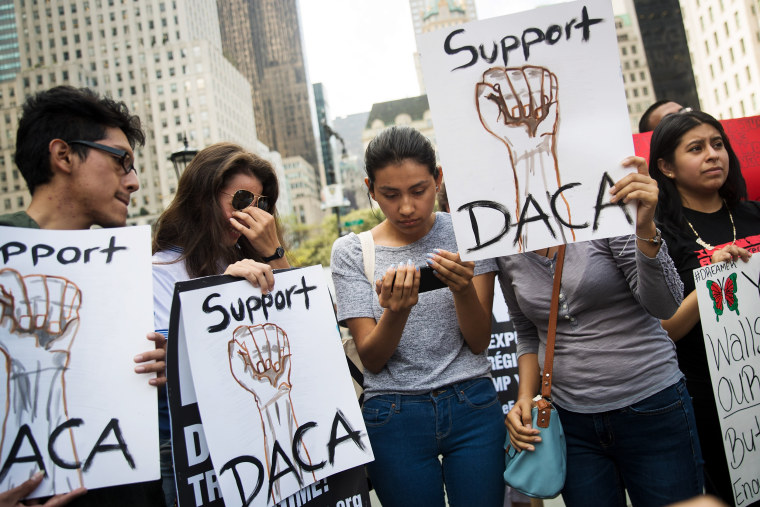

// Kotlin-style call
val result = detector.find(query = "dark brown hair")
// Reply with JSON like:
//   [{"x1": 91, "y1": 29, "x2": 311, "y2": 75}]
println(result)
[{"x1": 153, "y1": 142, "x2": 285, "y2": 277}]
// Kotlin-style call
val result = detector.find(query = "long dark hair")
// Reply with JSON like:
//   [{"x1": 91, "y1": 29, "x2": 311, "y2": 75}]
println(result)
[
  {"x1": 649, "y1": 110, "x2": 746, "y2": 238},
  {"x1": 153, "y1": 142, "x2": 285, "y2": 277}
]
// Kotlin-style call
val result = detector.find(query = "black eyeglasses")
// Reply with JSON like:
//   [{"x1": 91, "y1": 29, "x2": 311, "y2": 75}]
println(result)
[
  {"x1": 68, "y1": 140, "x2": 136, "y2": 175},
  {"x1": 221, "y1": 190, "x2": 269, "y2": 212}
]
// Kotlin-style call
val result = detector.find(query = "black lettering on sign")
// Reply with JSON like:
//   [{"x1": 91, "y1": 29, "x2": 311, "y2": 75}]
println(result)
[{"x1": 443, "y1": 5, "x2": 605, "y2": 71}]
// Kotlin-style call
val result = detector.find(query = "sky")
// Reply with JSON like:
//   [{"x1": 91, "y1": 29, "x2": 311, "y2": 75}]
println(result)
[{"x1": 299, "y1": 0, "x2": 568, "y2": 120}]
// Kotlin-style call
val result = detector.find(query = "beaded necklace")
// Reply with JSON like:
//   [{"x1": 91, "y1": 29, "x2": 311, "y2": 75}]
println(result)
[{"x1": 683, "y1": 200, "x2": 736, "y2": 250}]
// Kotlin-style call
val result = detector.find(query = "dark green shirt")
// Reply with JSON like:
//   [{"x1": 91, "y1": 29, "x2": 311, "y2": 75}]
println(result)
[{"x1": 0, "y1": 211, "x2": 40, "y2": 228}]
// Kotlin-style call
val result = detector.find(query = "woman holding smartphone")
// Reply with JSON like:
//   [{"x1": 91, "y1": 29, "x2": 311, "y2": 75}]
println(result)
[{"x1": 330, "y1": 126, "x2": 504, "y2": 507}]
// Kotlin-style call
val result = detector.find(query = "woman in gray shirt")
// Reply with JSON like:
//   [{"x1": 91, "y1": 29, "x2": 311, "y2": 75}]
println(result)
[
  {"x1": 331, "y1": 126, "x2": 504, "y2": 506},
  {"x1": 501, "y1": 156, "x2": 704, "y2": 506}
]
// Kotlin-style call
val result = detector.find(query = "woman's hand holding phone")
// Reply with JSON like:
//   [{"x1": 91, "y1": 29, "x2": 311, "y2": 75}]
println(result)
[
  {"x1": 376, "y1": 260, "x2": 421, "y2": 312},
  {"x1": 425, "y1": 249, "x2": 475, "y2": 293}
]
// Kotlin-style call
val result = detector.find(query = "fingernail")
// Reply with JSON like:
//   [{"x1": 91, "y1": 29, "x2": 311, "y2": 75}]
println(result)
[
  {"x1": 416, "y1": 266, "x2": 420, "y2": 272},
  {"x1": 433, "y1": 248, "x2": 441, "y2": 253},
  {"x1": 149, "y1": 379, "x2": 158, "y2": 386},
  {"x1": 33, "y1": 470, "x2": 45, "y2": 480},
  {"x1": 425, "y1": 252, "x2": 434, "y2": 259},
  {"x1": 133, "y1": 354, "x2": 143, "y2": 362},
  {"x1": 425, "y1": 258, "x2": 433, "y2": 266},
  {"x1": 388, "y1": 263, "x2": 395, "y2": 271},
  {"x1": 407, "y1": 259, "x2": 413, "y2": 266},
  {"x1": 134, "y1": 365, "x2": 145, "y2": 373}
]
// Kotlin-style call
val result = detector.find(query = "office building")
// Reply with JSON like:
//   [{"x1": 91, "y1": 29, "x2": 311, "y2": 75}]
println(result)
[
  {"x1": 409, "y1": 0, "x2": 476, "y2": 93},
  {"x1": 680, "y1": 0, "x2": 760, "y2": 118},
  {"x1": 314, "y1": 82, "x2": 337, "y2": 187},
  {"x1": 217, "y1": 0, "x2": 320, "y2": 171},
  {"x1": 615, "y1": 1, "x2": 657, "y2": 132},
  {"x1": 0, "y1": 0, "x2": 287, "y2": 222},
  {"x1": 283, "y1": 155, "x2": 323, "y2": 226},
  {"x1": 632, "y1": 0, "x2": 700, "y2": 110}
]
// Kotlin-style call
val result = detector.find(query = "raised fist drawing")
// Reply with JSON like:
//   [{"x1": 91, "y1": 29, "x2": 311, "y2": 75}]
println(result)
[
  {"x1": 229, "y1": 324, "x2": 314, "y2": 502},
  {"x1": 0, "y1": 268, "x2": 83, "y2": 493},
  {"x1": 476, "y1": 65, "x2": 575, "y2": 249}
]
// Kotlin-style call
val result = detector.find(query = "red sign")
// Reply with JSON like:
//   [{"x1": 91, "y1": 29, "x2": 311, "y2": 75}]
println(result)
[{"x1": 633, "y1": 115, "x2": 760, "y2": 201}]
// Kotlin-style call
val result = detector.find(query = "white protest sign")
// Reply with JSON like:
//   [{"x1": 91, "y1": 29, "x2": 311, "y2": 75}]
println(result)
[
  {"x1": 694, "y1": 255, "x2": 760, "y2": 506},
  {"x1": 418, "y1": 0, "x2": 635, "y2": 259},
  {"x1": 176, "y1": 265, "x2": 373, "y2": 507},
  {"x1": 0, "y1": 226, "x2": 158, "y2": 497}
]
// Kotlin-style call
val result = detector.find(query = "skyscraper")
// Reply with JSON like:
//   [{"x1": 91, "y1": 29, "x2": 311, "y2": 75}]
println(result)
[
  {"x1": 679, "y1": 0, "x2": 760, "y2": 119},
  {"x1": 313, "y1": 82, "x2": 335, "y2": 187},
  {"x1": 217, "y1": 0, "x2": 320, "y2": 171},
  {"x1": 409, "y1": 0, "x2": 477, "y2": 93},
  {"x1": 632, "y1": 0, "x2": 700, "y2": 109},
  {"x1": 616, "y1": 0, "x2": 656, "y2": 132},
  {"x1": 0, "y1": 0, "x2": 286, "y2": 222},
  {"x1": 0, "y1": 0, "x2": 20, "y2": 82}
]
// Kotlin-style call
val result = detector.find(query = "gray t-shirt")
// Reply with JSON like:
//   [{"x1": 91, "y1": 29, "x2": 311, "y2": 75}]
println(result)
[
  {"x1": 331, "y1": 212, "x2": 497, "y2": 400},
  {"x1": 497, "y1": 236, "x2": 684, "y2": 413}
]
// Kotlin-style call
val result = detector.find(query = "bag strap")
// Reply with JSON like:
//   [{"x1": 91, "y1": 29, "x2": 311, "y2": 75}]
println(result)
[
  {"x1": 536, "y1": 243, "x2": 566, "y2": 428},
  {"x1": 358, "y1": 231, "x2": 375, "y2": 285}
]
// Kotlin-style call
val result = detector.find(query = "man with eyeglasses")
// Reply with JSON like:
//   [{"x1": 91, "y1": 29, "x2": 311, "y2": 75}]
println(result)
[
  {"x1": 1, "y1": 87, "x2": 142, "y2": 230},
  {"x1": 0, "y1": 86, "x2": 166, "y2": 506}
]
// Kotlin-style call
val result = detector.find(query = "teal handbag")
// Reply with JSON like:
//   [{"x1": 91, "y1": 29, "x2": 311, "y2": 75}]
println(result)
[
  {"x1": 503, "y1": 245, "x2": 567, "y2": 498},
  {"x1": 503, "y1": 399, "x2": 566, "y2": 498}
]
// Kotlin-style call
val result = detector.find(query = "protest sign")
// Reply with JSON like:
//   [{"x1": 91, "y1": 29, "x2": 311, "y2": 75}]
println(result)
[
  {"x1": 633, "y1": 115, "x2": 760, "y2": 201},
  {"x1": 167, "y1": 266, "x2": 372, "y2": 507},
  {"x1": 418, "y1": 0, "x2": 635, "y2": 259},
  {"x1": 0, "y1": 226, "x2": 158, "y2": 498},
  {"x1": 694, "y1": 255, "x2": 760, "y2": 506},
  {"x1": 489, "y1": 280, "x2": 520, "y2": 415}
]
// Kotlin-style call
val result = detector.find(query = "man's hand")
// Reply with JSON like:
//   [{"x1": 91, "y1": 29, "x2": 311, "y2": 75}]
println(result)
[
  {"x1": 0, "y1": 471, "x2": 86, "y2": 507},
  {"x1": 133, "y1": 332, "x2": 166, "y2": 386}
]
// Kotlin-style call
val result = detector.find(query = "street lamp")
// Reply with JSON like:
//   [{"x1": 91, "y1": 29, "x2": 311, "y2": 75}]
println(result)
[
  {"x1": 321, "y1": 123, "x2": 350, "y2": 236},
  {"x1": 168, "y1": 135, "x2": 198, "y2": 180}
]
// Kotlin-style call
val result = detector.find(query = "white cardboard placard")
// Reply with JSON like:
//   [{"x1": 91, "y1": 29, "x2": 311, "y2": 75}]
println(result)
[
  {"x1": 177, "y1": 265, "x2": 373, "y2": 507},
  {"x1": 418, "y1": 0, "x2": 636, "y2": 259},
  {"x1": 0, "y1": 226, "x2": 158, "y2": 497},
  {"x1": 694, "y1": 255, "x2": 760, "y2": 507}
]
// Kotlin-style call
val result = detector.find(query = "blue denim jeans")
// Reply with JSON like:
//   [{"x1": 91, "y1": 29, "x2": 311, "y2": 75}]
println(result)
[
  {"x1": 160, "y1": 438, "x2": 176, "y2": 507},
  {"x1": 556, "y1": 379, "x2": 704, "y2": 507},
  {"x1": 362, "y1": 377, "x2": 505, "y2": 507}
]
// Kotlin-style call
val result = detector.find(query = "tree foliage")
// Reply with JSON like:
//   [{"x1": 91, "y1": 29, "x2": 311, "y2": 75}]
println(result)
[{"x1": 287, "y1": 207, "x2": 384, "y2": 268}]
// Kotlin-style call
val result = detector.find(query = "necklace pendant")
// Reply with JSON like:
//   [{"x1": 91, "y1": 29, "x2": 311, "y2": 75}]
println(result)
[{"x1": 695, "y1": 238, "x2": 715, "y2": 250}]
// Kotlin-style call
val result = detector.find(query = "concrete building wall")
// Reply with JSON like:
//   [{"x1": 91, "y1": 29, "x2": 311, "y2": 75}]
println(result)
[{"x1": 680, "y1": 0, "x2": 760, "y2": 119}]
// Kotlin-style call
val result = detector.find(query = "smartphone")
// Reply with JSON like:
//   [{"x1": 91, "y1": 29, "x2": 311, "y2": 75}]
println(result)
[{"x1": 418, "y1": 265, "x2": 447, "y2": 293}]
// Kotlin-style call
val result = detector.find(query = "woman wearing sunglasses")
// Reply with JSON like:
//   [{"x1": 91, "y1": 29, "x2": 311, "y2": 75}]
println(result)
[{"x1": 151, "y1": 142, "x2": 288, "y2": 506}]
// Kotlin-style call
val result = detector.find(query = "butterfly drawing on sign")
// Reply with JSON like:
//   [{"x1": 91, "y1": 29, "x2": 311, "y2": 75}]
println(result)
[{"x1": 706, "y1": 273, "x2": 739, "y2": 322}]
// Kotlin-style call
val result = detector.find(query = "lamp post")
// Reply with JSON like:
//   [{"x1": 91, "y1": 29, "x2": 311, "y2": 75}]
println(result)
[
  {"x1": 168, "y1": 135, "x2": 198, "y2": 180},
  {"x1": 321, "y1": 123, "x2": 349, "y2": 236}
]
